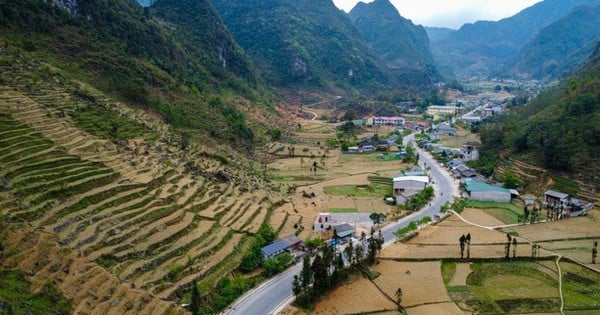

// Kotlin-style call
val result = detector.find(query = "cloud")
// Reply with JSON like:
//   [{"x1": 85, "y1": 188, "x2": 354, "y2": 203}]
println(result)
[{"x1": 332, "y1": 0, "x2": 543, "y2": 29}]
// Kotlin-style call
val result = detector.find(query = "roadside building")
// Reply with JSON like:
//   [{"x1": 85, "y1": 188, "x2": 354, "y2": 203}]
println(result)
[
  {"x1": 462, "y1": 142, "x2": 480, "y2": 162},
  {"x1": 333, "y1": 223, "x2": 356, "y2": 240},
  {"x1": 393, "y1": 175, "x2": 429, "y2": 205},
  {"x1": 261, "y1": 234, "x2": 303, "y2": 260},
  {"x1": 427, "y1": 105, "x2": 460, "y2": 116},
  {"x1": 462, "y1": 178, "x2": 511, "y2": 203}
]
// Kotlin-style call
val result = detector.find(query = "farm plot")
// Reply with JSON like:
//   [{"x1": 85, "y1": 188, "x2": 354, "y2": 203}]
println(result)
[
  {"x1": 448, "y1": 262, "x2": 561, "y2": 314},
  {"x1": 0, "y1": 57, "x2": 282, "y2": 314},
  {"x1": 312, "y1": 275, "x2": 397, "y2": 315}
]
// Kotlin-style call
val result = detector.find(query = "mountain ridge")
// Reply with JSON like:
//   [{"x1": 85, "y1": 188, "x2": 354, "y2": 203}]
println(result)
[
  {"x1": 348, "y1": 0, "x2": 440, "y2": 81},
  {"x1": 505, "y1": 4, "x2": 600, "y2": 80},
  {"x1": 432, "y1": 0, "x2": 600, "y2": 77}
]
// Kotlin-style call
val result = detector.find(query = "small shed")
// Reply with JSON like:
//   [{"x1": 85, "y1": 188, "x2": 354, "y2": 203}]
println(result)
[{"x1": 333, "y1": 223, "x2": 355, "y2": 239}]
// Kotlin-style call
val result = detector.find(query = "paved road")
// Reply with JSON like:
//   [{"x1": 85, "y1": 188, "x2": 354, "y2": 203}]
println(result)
[{"x1": 224, "y1": 134, "x2": 459, "y2": 315}]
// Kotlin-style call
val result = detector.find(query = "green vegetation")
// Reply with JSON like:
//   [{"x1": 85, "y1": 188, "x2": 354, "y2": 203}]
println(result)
[
  {"x1": 394, "y1": 216, "x2": 432, "y2": 240},
  {"x1": 239, "y1": 224, "x2": 276, "y2": 273},
  {"x1": 477, "y1": 42, "x2": 600, "y2": 184},
  {"x1": 549, "y1": 172, "x2": 579, "y2": 196},
  {"x1": 263, "y1": 253, "x2": 294, "y2": 276},
  {"x1": 507, "y1": 5, "x2": 600, "y2": 80},
  {"x1": 441, "y1": 260, "x2": 457, "y2": 285},
  {"x1": 0, "y1": 270, "x2": 72, "y2": 314},
  {"x1": 210, "y1": 0, "x2": 429, "y2": 94},
  {"x1": 328, "y1": 208, "x2": 357, "y2": 213},
  {"x1": 463, "y1": 200, "x2": 524, "y2": 224},
  {"x1": 72, "y1": 105, "x2": 156, "y2": 142},
  {"x1": 452, "y1": 262, "x2": 562, "y2": 314},
  {"x1": 561, "y1": 262, "x2": 600, "y2": 311},
  {"x1": 405, "y1": 186, "x2": 434, "y2": 211},
  {"x1": 348, "y1": 0, "x2": 439, "y2": 80},
  {"x1": 323, "y1": 184, "x2": 392, "y2": 198},
  {"x1": 0, "y1": 0, "x2": 262, "y2": 144}
]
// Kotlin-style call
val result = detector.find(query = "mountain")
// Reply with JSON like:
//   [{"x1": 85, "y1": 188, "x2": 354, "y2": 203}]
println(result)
[
  {"x1": 208, "y1": 0, "x2": 429, "y2": 95},
  {"x1": 432, "y1": 0, "x2": 600, "y2": 77},
  {"x1": 506, "y1": 5, "x2": 600, "y2": 80},
  {"x1": 348, "y1": 0, "x2": 439, "y2": 80},
  {"x1": 477, "y1": 41, "x2": 600, "y2": 188},
  {"x1": 425, "y1": 27, "x2": 455, "y2": 43}
]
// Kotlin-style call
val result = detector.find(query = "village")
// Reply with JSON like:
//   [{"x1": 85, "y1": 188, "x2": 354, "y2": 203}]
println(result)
[{"x1": 242, "y1": 93, "x2": 600, "y2": 315}]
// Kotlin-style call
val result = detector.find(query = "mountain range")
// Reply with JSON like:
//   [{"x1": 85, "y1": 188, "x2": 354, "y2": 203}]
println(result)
[
  {"x1": 478, "y1": 41, "x2": 600, "y2": 186},
  {"x1": 208, "y1": 0, "x2": 434, "y2": 95},
  {"x1": 505, "y1": 4, "x2": 600, "y2": 80},
  {"x1": 431, "y1": 0, "x2": 600, "y2": 78}
]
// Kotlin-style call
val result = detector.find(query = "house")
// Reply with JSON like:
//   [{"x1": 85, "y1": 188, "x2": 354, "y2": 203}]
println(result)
[
  {"x1": 427, "y1": 105, "x2": 460, "y2": 116},
  {"x1": 361, "y1": 145, "x2": 376, "y2": 153},
  {"x1": 261, "y1": 234, "x2": 303, "y2": 260},
  {"x1": 373, "y1": 116, "x2": 405, "y2": 127},
  {"x1": 462, "y1": 178, "x2": 511, "y2": 203},
  {"x1": 333, "y1": 223, "x2": 355, "y2": 240},
  {"x1": 347, "y1": 146, "x2": 359, "y2": 153},
  {"x1": 433, "y1": 123, "x2": 457, "y2": 136},
  {"x1": 401, "y1": 166, "x2": 426, "y2": 177},
  {"x1": 448, "y1": 158, "x2": 464, "y2": 169},
  {"x1": 452, "y1": 165, "x2": 477, "y2": 179},
  {"x1": 462, "y1": 142, "x2": 480, "y2": 162},
  {"x1": 393, "y1": 175, "x2": 429, "y2": 205},
  {"x1": 544, "y1": 190, "x2": 569, "y2": 209}
]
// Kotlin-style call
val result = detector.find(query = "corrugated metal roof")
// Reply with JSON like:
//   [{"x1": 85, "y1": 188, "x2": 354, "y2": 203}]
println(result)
[
  {"x1": 463, "y1": 179, "x2": 510, "y2": 193},
  {"x1": 545, "y1": 190, "x2": 569, "y2": 199}
]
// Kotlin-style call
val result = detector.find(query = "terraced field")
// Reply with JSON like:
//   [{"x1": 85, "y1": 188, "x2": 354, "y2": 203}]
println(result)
[{"x1": 0, "y1": 54, "x2": 282, "y2": 312}]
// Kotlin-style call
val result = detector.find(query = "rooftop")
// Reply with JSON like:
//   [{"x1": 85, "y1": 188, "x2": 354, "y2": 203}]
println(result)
[
  {"x1": 545, "y1": 190, "x2": 569, "y2": 199},
  {"x1": 463, "y1": 178, "x2": 510, "y2": 194}
]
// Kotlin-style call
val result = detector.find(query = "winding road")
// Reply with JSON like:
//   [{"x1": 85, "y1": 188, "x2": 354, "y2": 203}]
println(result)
[{"x1": 223, "y1": 134, "x2": 460, "y2": 315}]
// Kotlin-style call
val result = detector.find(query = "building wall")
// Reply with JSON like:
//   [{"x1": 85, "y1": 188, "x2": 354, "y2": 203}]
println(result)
[
  {"x1": 468, "y1": 191, "x2": 511, "y2": 203},
  {"x1": 394, "y1": 180, "x2": 427, "y2": 192}
]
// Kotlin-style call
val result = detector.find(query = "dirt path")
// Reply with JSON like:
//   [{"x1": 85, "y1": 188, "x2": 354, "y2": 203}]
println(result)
[{"x1": 448, "y1": 263, "x2": 472, "y2": 286}]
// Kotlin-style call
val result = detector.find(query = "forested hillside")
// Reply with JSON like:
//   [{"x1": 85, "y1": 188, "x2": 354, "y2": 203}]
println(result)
[
  {"x1": 209, "y1": 0, "x2": 431, "y2": 95},
  {"x1": 506, "y1": 5, "x2": 600, "y2": 80},
  {"x1": 348, "y1": 0, "x2": 440, "y2": 80},
  {"x1": 432, "y1": 0, "x2": 600, "y2": 77},
  {"x1": 0, "y1": 0, "x2": 264, "y2": 143},
  {"x1": 478, "y1": 42, "x2": 600, "y2": 187}
]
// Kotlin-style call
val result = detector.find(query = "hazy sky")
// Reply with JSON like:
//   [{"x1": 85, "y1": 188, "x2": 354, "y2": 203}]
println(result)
[{"x1": 332, "y1": 0, "x2": 543, "y2": 29}]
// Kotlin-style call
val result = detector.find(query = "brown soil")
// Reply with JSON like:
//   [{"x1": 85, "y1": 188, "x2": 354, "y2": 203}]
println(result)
[
  {"x1": 373, "y1": 261, "x2": 450, "y2": 307},
  {"x1": 448, "y1": 263, "x2": 472, "y2": 286},
  {"x1": 406, "y1": 302, "x2": 464, "y2": 315},
  {"x1": 0, "y1": 224, "x2": 186, "y2": 314},
  {"x1": 313, "y1": 276, "x2": 397, "y2": 314},
  {"x1": 460, "y1": 208, "x2": 506, "y2": 227}
]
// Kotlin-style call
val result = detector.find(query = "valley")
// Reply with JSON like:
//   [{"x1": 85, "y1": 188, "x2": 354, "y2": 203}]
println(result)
[{"x1": 0, "y1": 0, "x2": 599, "y2": 314}]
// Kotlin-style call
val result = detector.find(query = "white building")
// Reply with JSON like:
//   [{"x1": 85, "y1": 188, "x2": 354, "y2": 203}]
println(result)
[
  {"x1": 393, "y1": 175, "x2": 429, "y2": 205},
  {"x1": 373, "y1": 116, "x2": 405, "y2": 127}
]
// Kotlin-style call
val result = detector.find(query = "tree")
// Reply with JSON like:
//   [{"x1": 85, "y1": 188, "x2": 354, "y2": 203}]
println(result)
[
  {"x1": 593, "y1": 241, "x2": 598, "y2": 264},
  {"x1": 300, "y1": 255, "x2": 312, "y2": 290},
  {"x1": 459, "y1": 234, "x2": 466, "y2": 258},
  {"x1": 523, "y1": 205, "x2": 530, "y2": 223},
  {"x1": 190, "y1": 281, "x2": 201, "y2": 315},
  {"x1": 505, "y1": 234, "x2": 512, "y2": 259},
  {"x1": 292, "y1": 275, "x2": 301, "y2": 296},
  {"x1": 344, "y1": 239, "x2": 354, "y2": 263},
  {"x1": 369, "y1": 212, "x2": 386, "y2": 226},
  {"x1": 512, "y1": 238, "x2": 517, "y2": 258},
  {"x1": 466, "y1": 233, "x2": 471, "y2": 259},
  {"x1": 395, "y1": 287, "x2": 403, "y2": 308}
]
